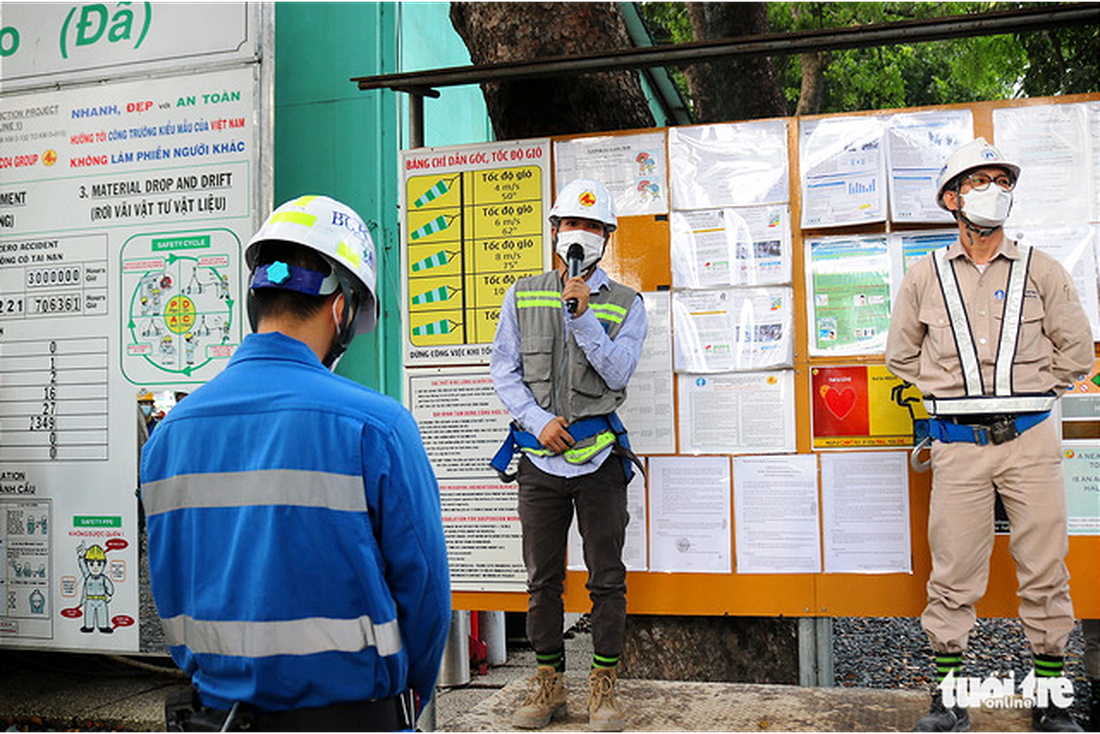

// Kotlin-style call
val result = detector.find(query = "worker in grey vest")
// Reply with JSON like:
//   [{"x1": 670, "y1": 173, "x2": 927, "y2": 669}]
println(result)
[
  {"x1": 490, "y1": 179, "x2": 647, "y2": 732},
  {"x1": 886, "y1": 138, "x2": 1093, "y2": 733}
]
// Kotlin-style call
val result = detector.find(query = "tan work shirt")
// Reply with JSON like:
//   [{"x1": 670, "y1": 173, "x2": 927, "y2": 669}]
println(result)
[{"x1": 886, "y1": 237, "x2": 1094, "y2": 399}]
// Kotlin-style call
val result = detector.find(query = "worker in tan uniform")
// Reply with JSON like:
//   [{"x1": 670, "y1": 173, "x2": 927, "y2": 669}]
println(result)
[{"x1": 886, "y1": 138, "x2": 1093, "y2": 733}]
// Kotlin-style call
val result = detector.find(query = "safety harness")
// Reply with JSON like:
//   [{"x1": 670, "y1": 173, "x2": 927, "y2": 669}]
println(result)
[
  {"x1": 913, "y1": 243, "x2": 1054, "y2": 461},
  {"x1": 490, "y1": 413, "x2": 645, "y2": 484}
]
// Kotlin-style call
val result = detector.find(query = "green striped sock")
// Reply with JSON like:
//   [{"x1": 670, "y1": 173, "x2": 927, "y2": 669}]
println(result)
[
  {"x1": 537, "y1": 648, "x2": 565, "y2": 673},
  {"x1": 593, "y1": 652, "x2": 620, "y2": 670},
  {"x1": 1034, "y1": 654, "x2": 1065, "y2": 678},
  {"x1": 935, "y1": 653, "x2": 962, "y2": 683}
]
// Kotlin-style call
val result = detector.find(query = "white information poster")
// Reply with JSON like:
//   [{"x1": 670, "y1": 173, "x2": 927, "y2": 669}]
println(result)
[
  {"x1": 806, "y1": 236, "x2": 896, "y2": 356},
  {"x1": 618, "y1": 291, "x2": 675, "y2": 455},
  {"x1": 995, "y1": 104, "x2": 1091, "y2": 227},
  {"x1": 895, "y1": 230, "x2": 957, "y2": 273},
  {"x1": 887, "y1": 109, "x2": 973, "y2": 224},
  {"x1": 668, "y1": 120, "x2": 789, "y2": 210},
  {"x1": 554, "y1": 133, "x2": 668, "y2": 216},
  {"x1": 820, "y1": 452, "x2": 912, "y2": 574},
  {"x1": 732, "y1": 455, "x2": 821, "y2": 574},
  {"x1": 0, "y1": 66, "x2": 260, "y2": 652},
  {"x1": 1006, "y1": 225, "x2": 1100, "y2": 340},
  {"x1": 406, "y1": 368, "x2": 512, "y2": 480},
  {"x1": 1088, "y1": 103, "x2": 1100, "y2": 221},
  {"x1": 567, "y1": 466, "x2": 648, "y2": 572},
  {"x1": 406, "y1": 369, "x2": 524, "y2": 589},
  {"x1": 676, "y1": 371, "x2": 796, "y2": 455},
  {"x1": 800, "y1": 116, "x2": 888, "y2": 228},
  {"x1": 648, "y1": 456, "x2": 731, "y2": 573},
  {"x1": 439, "y1": 480, "x2": 524, "y2": 591},
  {"x1": 1061, "y1": 445, "x2": 1100, "y2": 535},
  {"x1": 672, "y1": 287, "x2": 794, "y2": 373},
  {"x1": 670, "y1": 205, "x2": 792, "y2": 289}
]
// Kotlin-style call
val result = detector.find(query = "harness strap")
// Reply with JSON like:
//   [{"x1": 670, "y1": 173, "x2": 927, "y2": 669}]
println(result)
[
  {"x1": 927, "y1": 411, "x2": 1049, "y2": 446},
  {"x1": 490, "y1": 414, "x2": 645, "y2": 483},
  {"x1": 931, "y1": 243, "x2": 1033, "y2": 399},
  {"x1": 923, "y1": 393, "x2": 1057, "y2": 415}
]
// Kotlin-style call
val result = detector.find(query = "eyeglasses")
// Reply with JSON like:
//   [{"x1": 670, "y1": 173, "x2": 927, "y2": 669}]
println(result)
[{"x1": 962, "y1": 172, "x2": 1015, "y2": 192}]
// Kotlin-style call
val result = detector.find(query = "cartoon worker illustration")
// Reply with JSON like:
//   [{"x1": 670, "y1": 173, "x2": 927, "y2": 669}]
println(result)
[
  {"x1": 76, "y1": 543, "x2": 114, "y2": 634},
  {"x1": 184, "y1": 332, "x2": 196, "y2": 365},
  {"x1": 29, "y1": 589, "x2": 45, "y2": 615}
]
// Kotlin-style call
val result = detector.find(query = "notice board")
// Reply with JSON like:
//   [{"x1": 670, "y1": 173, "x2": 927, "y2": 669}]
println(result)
[{"x1": 404, "y1": 94, "x2": 1100, "y2": 619}]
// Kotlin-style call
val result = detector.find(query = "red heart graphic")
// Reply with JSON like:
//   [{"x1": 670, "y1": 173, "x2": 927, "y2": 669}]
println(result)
[{"x1": 822, "y1": 386, "x2": 858, "y2": 421}]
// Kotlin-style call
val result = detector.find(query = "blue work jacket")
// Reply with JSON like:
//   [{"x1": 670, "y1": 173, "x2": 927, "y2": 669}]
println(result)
[{"x1": 141, "y1": 332, "x2": 450, "y2": 712}]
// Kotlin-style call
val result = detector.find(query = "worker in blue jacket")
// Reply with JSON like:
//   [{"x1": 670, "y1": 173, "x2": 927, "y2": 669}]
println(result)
[{"x1": 142, "y1": 195, "x2": 451, "y2": 731}]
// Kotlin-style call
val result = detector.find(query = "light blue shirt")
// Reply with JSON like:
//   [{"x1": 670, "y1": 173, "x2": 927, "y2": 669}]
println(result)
[{"x1": 490, "y1": 267, "x2": 647, "y2": 477}]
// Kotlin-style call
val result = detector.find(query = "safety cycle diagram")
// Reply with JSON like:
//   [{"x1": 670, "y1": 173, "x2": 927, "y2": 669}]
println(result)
[{"x1": 120, "y1": 229, "x2": 242, "y2": 384}]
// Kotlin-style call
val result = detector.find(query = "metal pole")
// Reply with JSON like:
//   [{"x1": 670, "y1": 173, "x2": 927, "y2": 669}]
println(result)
[
  {"x1": 798, "y1": 618, "x2": 817, "y2": 687},
  {"x1": 437, "y1": 610, "x2": 471, "y2": 688},
  {"x1": 408, "y1": 93, "x2": 424, "y2": 149},
  {"x1": 353, "y1": 5, "x2": 1099, "y2": 92},
  {"x1": 798, "y1": 618, "x2": 835, "y2": 687},
  {"x1": 417, "y1": 694, "x2": 436, "y2": 732},
  {"x1": 479, "y1": 610, "x2": 507, "y2": 667},
  {"x1": 815, "y1": 617, "x2": 835, "y2": 687}
]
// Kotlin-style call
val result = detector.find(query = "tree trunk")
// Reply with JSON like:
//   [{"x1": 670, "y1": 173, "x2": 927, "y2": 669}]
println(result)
[
  {"x1": 449, "y1": 2, "x2": 654, "y2": 140},
  {"x1": 794, "y1": 51, "x2": 830, "y2": 116},
  {"x1": 680, "y1": 2, "x2": 787, "y2": 122}
]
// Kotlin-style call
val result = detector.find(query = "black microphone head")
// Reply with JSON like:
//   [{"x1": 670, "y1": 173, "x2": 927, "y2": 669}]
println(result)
[{"x1": 566, "y1": 244, "x2": 584, "y2": 278}]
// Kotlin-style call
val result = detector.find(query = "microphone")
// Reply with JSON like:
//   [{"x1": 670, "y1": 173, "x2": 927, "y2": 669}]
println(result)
[{"x1": 565, "y1": 244, "x2": 584, "y2": 314}]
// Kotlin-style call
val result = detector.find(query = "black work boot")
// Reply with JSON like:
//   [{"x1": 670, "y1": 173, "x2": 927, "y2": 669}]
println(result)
[
  {"x1": 914, "y1": 690, "x2": 969, "y2": 732},
  {"x1": 1031, "y1": 705, "x2": 1083, "y2": 732},
  {"x1": 1089, "y1": 680, "x2": 1099, "y2": 733}
]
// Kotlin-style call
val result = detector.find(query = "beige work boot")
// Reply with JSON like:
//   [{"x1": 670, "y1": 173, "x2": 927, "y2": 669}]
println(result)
[
  {"x1": 512, "y1": 665, "x2": 567, "y2": 729},
  {"x1": 587, "y1": 666, "x2": 624, "y2": 732}
]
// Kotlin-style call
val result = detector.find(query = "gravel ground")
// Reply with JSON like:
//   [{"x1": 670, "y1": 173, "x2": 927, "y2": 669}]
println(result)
[{"x1": 833, "y1": 616, "x2": 1093, "y2": 727}]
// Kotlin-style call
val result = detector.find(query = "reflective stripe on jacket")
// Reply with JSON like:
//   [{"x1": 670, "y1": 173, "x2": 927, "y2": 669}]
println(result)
[{"x1": 140, "y1": 332, "x2": 450, "y2": 713}]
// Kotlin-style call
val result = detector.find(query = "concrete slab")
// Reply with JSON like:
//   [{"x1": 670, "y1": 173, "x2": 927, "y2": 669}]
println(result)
[
  {"x1": 0, "y1": 651, "x2": 1044, "y2": 732},
  {"x1": 441, "y1": 677, "x2": 1036, "y2": 732},
  {"x1": 0, "y1": 664, "x2": 175, "y2": 731}
]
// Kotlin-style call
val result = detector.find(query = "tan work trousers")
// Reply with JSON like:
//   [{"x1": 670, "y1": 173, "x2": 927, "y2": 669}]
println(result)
[{"x1": 923, "y1": 417, "x2": 1074, "y2": 656}]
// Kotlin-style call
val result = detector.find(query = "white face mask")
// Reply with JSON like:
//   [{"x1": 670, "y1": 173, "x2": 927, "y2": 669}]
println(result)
[
  {"x1": 961, "y1": 186, "x2": 1013, "y2": 228},
  {"x1": 555, "y1": 229, "x2": 606, "y2": 272}
]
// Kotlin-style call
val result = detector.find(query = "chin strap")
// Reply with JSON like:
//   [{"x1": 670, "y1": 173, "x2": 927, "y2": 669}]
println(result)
[
  {"x1": 319, "y1": 259, "x2": 364, "y2": 368},
  {"x1": 953, "y1": 210, "x2": 1001, "y2": 242},
  {"x1": 323, "y1": 279, "x2": 361, "y2": 368}
]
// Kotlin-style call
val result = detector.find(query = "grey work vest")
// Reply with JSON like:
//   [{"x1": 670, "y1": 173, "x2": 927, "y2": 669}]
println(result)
[
  {"x1": 925, "y1": 243, "x2": 1056, "y2": 416},
  {"x1": 514, "y1": 270, "x2": 638, "y2": 425}
]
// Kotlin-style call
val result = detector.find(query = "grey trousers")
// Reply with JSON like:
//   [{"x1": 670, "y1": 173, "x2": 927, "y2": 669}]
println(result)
[{"x1": 517, "y1": 454, "x2": 629, "y2": 658}]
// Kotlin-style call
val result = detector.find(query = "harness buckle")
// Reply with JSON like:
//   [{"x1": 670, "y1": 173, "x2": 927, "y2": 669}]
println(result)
[{"x1": 988, "y1": 418, "x2": 1017, "y2": 445}]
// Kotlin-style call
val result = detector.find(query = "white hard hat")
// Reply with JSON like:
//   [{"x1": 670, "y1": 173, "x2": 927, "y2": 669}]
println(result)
[
  {"x1": 936, "y1": 137, "x2": 1020, "y2": 210},
  {"x1": 246, "y1": 195, "x2": 378, "y2": 334},
  {"x1": 549, "y1": 179, "x2": 617, "y2": 232}
]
